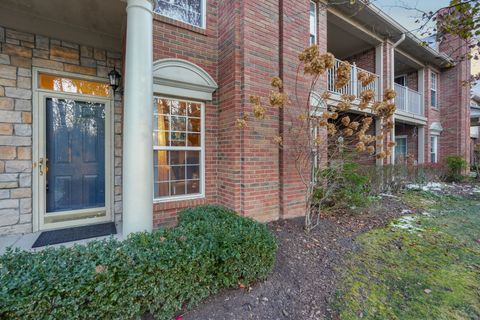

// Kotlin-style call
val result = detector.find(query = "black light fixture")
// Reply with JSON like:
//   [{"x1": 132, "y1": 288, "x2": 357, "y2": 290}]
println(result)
[{"x1": 108, "y1": 67, "x2": 121, "y2": 92}]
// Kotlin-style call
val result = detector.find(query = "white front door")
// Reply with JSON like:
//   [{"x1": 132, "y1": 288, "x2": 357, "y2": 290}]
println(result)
[{"x1": 33, "y1": 72, "x2": 113, "y2": 231}]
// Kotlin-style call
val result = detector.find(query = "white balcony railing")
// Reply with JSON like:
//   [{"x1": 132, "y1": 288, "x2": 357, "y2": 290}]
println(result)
[
  {"x1": 327, "y1": 59, "x2": 380, "y2": 101},
  {"x1": 394, "y1": 83, "x2": 423, "y2": 116}
]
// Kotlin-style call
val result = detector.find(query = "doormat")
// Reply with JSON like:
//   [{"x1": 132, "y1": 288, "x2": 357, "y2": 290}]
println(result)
[{"x1": 32, "y1": 222, "x2": 117, "y2": 248}]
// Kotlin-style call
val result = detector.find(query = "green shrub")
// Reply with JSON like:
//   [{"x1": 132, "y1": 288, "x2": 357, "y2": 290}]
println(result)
[
  {"x1": 315, "y1": 161, "x2": 372, "y2": 211},
  {"x1": 0, "y1": 205, "x2": 277, "y2": 320},
  {"x1": 444, "y1": 155, "x2": 468, "y2": 182}
]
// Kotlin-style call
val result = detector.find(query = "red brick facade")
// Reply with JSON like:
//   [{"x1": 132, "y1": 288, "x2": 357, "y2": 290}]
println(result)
[
  {"x1": 0, "y1": 1, "x2": 472, "y2": 235},
  {"x1": 147, "y1": 1, "x2": 471, "y2": 226}
]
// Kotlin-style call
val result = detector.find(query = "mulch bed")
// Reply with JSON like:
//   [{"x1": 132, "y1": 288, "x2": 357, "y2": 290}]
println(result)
[{"x1": 184, "y1": 195, "x2": 415, "y2": 320}]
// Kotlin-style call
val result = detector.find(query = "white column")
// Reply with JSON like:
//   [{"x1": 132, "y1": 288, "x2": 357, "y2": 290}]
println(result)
[
  {"x1": 418, "y1": 68, "x2": 425, "y2": 116},
  {"x1": 123, "y1": 0, "x2": 154, "y2": 236},
  {"x1": 375, "y1": 118, "x2": 384, "y2": 166},
  {"x1": 391, "y1": 120, "x2": 396, "y2": 165},
  {"x1": 418, "y1": 126, "x2": 425, "y2": 164},
  {"x1": 375, "y1": 43, "x2": 384, "y2": 99}
]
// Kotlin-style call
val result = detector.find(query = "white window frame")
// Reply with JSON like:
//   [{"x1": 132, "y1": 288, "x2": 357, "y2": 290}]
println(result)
[
  {"x1": 155, "y1": 0, "x2": 207, "y2": 29},
  {"x1": 430, "y1": 135, "x2": 439, "y2": 163},
  {"x1": 395, "y1": 135, "x2": 408, "y2": 156},
  {"x1": 153, "y1": 96, "x2": 206, "y2": 203},
  {"x1": 430, "y1": 71, "x2": 437, "y2": 108},
  {"x1": 310, "y1": 1, "x2": 317, "y2": 45}
]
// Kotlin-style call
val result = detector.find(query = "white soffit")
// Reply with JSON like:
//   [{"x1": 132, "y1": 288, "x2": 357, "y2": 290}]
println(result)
[{"x1": 153, "y1": 58, "x2": 218, "y2": 101}]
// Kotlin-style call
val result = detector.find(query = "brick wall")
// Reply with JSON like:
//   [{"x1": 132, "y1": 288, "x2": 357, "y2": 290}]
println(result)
[
  {"x1": 439, "y1": 34, "x2": 471, "y2": 164},
  {"x1": 405, "y1": 71, "x2": 418, "y2": 91},
  {"x1": 344, "y1": 48, "x2": 376, "y2": 74},
  {"x1": 0, "y1": 26, "x2": 123, "y2": 235},
  {"x1": 151, "y1": 2, "x2": 219, "y2": 226}
]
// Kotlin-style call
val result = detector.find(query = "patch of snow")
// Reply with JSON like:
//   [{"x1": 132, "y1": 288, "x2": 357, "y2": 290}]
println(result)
[
  {"x1": 406, "y1": 182, "x2": 446, "y2": 192},
  {"x1": 405, "y1": 184, "x2": 421, "y2": 191},
  {"x1": 391, "y1": 215, "x2": 424, "y2": 233},
  {"x1": 401, "y1": 209, "x2": 412, "y2": 214}
]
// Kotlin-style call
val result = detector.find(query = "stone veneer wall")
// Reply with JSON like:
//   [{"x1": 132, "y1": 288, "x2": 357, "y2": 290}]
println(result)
[{"x1": 0, "y1": 26, "x2": 123, "y2": 235}]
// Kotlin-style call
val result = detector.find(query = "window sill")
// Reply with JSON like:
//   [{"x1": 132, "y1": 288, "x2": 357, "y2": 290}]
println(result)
[
  {"x1": 153, "y1": 14, "x2": 208, "y2": 36},
  {"x1": 153, "y1": 194, "x2": 205, "y2": 204}
]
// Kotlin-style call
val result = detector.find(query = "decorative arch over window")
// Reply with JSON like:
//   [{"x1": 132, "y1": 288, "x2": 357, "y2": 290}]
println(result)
[{"x1": 153, "y1": 58, "x2": 217, "y2": 101}]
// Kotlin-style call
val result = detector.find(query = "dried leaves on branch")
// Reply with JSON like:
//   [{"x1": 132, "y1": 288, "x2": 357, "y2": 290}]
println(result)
[{"x1": 237, "y1": 44, "x2": 399, "y2": 231}]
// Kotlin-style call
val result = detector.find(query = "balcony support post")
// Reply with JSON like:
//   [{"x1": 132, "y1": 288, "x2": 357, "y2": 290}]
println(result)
[
  {"x1": 418, "y1": 68, "x2": 425, "y2": 116},
  {"x1": 418, "y1": 126, "x2": 425, "y2": 164}
]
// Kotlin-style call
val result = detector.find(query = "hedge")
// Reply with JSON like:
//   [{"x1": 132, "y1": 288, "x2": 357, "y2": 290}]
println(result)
[{"x1": 0, "y1": 205, "x2": 277, "y2": 320}]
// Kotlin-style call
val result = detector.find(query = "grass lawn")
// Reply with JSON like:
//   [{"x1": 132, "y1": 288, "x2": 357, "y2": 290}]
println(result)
[{"x1": 332, "y1": 190, "x2": 480, "y2": 320}]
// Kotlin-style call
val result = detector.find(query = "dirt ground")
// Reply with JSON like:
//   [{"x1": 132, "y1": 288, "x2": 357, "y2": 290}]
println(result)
[{"x1": 184, "y1": 195, "x2": 415, "y2": 320}]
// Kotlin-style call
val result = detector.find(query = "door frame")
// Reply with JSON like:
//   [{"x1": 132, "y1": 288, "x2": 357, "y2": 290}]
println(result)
[{"x1": 32, "y1": 67, "x2": 115, "y2": 232}]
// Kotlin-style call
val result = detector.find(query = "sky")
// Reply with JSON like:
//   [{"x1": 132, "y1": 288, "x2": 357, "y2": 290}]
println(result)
[{"x1": 372, "y1": 0, "x2": 479, "y2": 93}]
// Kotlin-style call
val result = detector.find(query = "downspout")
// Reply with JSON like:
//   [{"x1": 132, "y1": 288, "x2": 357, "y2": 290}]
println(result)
[{"x1": 389, "y1": 33, "x2": 405, "y2": 165}]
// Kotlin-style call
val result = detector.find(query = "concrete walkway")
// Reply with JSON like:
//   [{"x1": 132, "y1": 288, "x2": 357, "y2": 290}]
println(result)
[{"x1": 0, "y1": 224, "x2": 123, "y2": 255}]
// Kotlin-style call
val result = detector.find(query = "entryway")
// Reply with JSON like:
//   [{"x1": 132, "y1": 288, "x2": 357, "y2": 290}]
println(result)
[{"x1": 33, "y1": 70, "x2": 114, "y2": 232}]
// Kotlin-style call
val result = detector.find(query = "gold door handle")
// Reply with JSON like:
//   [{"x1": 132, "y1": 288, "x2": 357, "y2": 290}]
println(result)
[{"x1": 39, "y1": 158, "x2": 49, "y2": 176}]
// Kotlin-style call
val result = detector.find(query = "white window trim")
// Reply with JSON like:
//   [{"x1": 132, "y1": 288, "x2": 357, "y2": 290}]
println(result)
[
  {"x1": 430, "y1": 71, "x2": 437, "y2": 108},
  {"x1": 310, "y1": 1, "x2": 317, "y2": 45},
  {"x1": 430, "y1": 134, "x2": 439, "y2": 163},
  {"x1": 153, "y1": 96, "x2": 206, "y2": 203},
  {"x1": 395, "y1": 135, "x2": 408, "y2": 156},
  {"x1": 154, "y1": 0, "x2": 207, "y2": 29}
]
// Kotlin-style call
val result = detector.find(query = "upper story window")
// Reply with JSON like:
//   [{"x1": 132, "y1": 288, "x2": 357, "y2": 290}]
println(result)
[
  {"x1": 310, "y1": 1, "x2": 317, "y2": 45},
  {"x1": 155, "y1": 0, "x2": 205, "y2": 28},
  {"x1": 430, "y1": 71, "x2": 437, "y2": 108}
]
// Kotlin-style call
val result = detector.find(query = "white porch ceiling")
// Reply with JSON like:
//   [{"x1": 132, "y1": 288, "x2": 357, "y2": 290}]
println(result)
[
  {"x1": 0, "y1": 0, "x2": 126, "y2": 52},
  {"x1": 327, "y1": 12, "x2": 380, "y2": 60}
]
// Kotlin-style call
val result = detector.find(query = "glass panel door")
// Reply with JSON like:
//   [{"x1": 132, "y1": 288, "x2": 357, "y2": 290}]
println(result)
[
  {"x1": 39, "y1": 95, "x2": 110, "y2": 228},
  {"x1": 46, "y1": 98, "x2": 106, "y2": 212}
]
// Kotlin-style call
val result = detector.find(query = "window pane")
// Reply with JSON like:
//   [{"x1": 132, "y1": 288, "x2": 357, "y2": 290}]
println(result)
[
  {"x1": 39, "y1": 73, "x2": 110, "y2": 97},
  {"x1": 186, "y1": 151, "x2": 200, "y2": 164},
  {"x1": 156, "y1": 99, "x2": 169, "y2": 114},
  {"x1": 187, "y1": 103, "x2": 201, "y2": 117},
  {"x1": 170, "y1": 100, "x2": 187, "y2": 116},
  {"x1": 187, "y1": 165, "x2": 200, "y2": 179},
  {"x1": 431, "y1": 90, "x2": 436, "y2": 107},
  {"x1": 171, "y1": 181, "x2": 186, "y2": 195},
  {"x1": 156, "y1": 0, "x2": 203, "y2": 27},
  {"x1": 188, "y1": 118, "x2": 201, "y2": 132},
  {"x1": 153, "y1": 131, "x2": 170, "y2": 147},
  {"x1": 155, "y1": 182, "x2": 170, "y2": 197},
  {"x1": 171, "y1": 116, "x2": 187, "y2": 131},
  {"x1": 171, "y1": 132, "x2": 186, "y2": 146},
  {"x1": 170, "y1": 151, "x2": 186, "y2": 165},
  {"x1": 187, "y1": 133, "x2": 201, "y2": 146},
  {"x1": 154, "y1": 114, "x2": 170, "y2": 131},
  {"x1": 310, "y1": 1, "x2": 316, "y2": 44},
  {"x1": 187, "y1": 180, "x2": 200, "y2": 194},
  {"x1": 170, "y1": 165, "x2": 186, "y2": 181}
]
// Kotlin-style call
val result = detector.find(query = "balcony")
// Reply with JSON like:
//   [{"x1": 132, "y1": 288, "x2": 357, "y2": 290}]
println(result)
[
  {"x1": 327, "y1": 58, "x2": 380, "y2": 101},
  {"x1": 394, "y1": 83, "x2": 423, "y2": 116}
]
